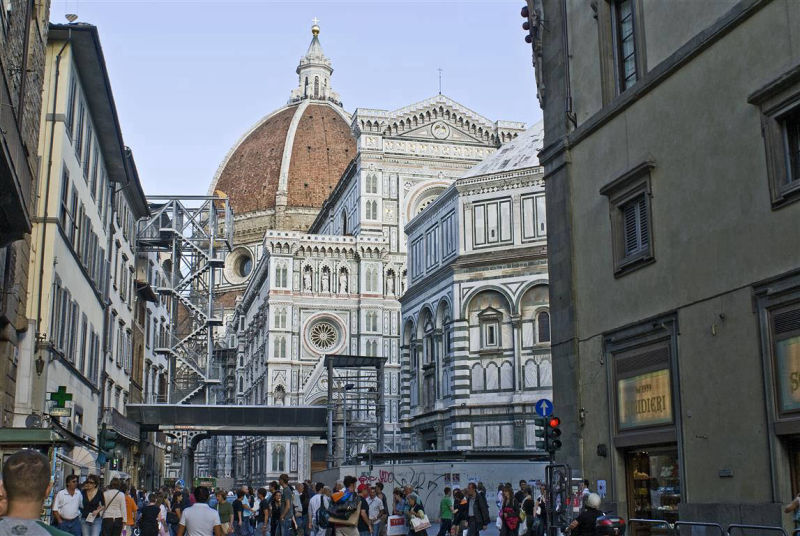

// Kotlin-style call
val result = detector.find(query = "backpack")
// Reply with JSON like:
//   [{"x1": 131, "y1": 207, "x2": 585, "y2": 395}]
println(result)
[{"x1": 316, "y1": 497, "x2": 332, "y2": 529}]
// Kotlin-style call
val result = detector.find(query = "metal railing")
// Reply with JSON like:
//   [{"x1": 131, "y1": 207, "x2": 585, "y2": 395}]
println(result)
[{"x1": 628, "y1": 519, "x2": 788, "y2": 536}]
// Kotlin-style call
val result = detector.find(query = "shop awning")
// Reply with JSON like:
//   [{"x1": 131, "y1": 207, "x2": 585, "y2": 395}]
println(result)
[{"x1": 0, "y1": 428, "x2": 69, "y2": 446}]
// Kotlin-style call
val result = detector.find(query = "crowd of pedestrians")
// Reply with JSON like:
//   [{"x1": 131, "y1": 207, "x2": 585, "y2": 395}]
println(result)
[{"x1": 0, "y1": 450, "x2": 564, "y2": 536}]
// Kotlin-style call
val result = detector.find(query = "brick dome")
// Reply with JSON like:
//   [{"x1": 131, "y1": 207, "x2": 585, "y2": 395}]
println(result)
[{"x1": 211, "y1": 101, "x2": 356, "y2": 226}]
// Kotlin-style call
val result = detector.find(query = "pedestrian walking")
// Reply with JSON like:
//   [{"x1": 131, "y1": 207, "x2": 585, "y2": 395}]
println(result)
[
  {"x1": 450, "y1": 489, "x2": 467, "y2": 536},
  {"x1": 267, "y1": 484, "x2": 279, "y2": 536},
  {"x1": 0, "y1": 449, "x2": 73, "y2": 536},
  {"x1": 268, "y1": 492, "x2": 283, "y2": 536},
  {"x1": 404, "y1": 494, "x2": 427, "y2": 536},
  {"x1": 374, "y1": 484, "x2": 388, "y2": 536},
  {"x1": 102, "y1": 478, "x2": 128, "y2": 536},
  {"x1": 53, "y1": 475, "x2": 84, "y2": 536},
  {"x1": 216, "y1": 491, "x2": 234, "y2": 536},
  {"x1": 254, "y1": 488, "x2": 269, "y2": 536},
  {"x1": 436, "y1": 488, "x2": 452, "y2": 536},
  {"x1": 122, "y1": 483, "x2": 138, "y2": 536},
  {"x1": 176, "y1": 487, "x2": 223, "y2": 536},
  {"x1": 498, "y1": 486, "x2": 519, "y2": 536},
  {"x1": 81, "y1": 475, "x2": 105, "y2": 536},
  {"x1": 278, "y1": 475, "x2": 294, "y2": 536},
  {"x1": 533, "y1": 483, "x2": 547, "y2": 536},
  {"x1": 391, "y1": 489, "x2": 406, "y2": 517},
  {"x1": 367, "y1": 486, "x2": 384, "y2": 536},
  {"x1": 461, "y1": 484, "x2": 488, "y2": 536},
  {"x1": 519, "y1": 489, "x2": 534, "y2": 536},
  {"x1": 514, "y1": 482, "x2": 527, "y2": 507},
  {"x1": 140, "y1": 494, "x2": 162, "y2": 536},
  {"x1": 307, "y1": 483, "x2": 329, "y2": 536},
  {"x1": 785, "y1": 493, "x2": 800, "y2": 531},
  {"x1": 330, "y1": 476, "x2": 359, "y2": 536},
  {"x1": 297, "y1": 483, "x2": 309, "y2": 536},
  {"x1": 357, "y1": 485, "x2": 372, "y2": 536}
]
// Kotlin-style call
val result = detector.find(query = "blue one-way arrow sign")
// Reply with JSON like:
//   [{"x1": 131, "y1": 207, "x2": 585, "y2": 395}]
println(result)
[{"x1": 535, "y1": 398, "x2": 553, "y2": 417}]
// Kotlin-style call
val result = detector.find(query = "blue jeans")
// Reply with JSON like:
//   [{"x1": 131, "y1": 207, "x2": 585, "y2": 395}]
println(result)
[
  {"x1": 296, "y1": 516, "x2": 306, "y2": 536},
  {"x1": 280, "y1": 517, "x2": 293, "y2": 536},
  {"x1": 240, "y1": 520, "x2": 254, "y2": 536},
  {"x1": 60, "y1": 518, "x2": 83, "y2": 536},
  {"x1": 372, "y1": 521, "x2": 383, "y2": 536},
  {"x1": 82, "y1": 518, "x2": 103, "y2": 536}
]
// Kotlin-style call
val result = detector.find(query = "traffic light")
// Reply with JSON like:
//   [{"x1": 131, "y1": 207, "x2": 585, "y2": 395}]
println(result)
[
  {"x1": 99, "y1": 425, "x2": 118, "y2": 453},
  {"x1": 534, "y1": 416, "x2": 549, "y2": 451},
  {"x1": 547, "y1": 416, "x2": 562, "y2": 453}
]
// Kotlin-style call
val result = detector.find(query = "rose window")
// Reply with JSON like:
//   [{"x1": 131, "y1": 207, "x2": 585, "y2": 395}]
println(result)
[{"x1": 309, "y1": 321, "x2": 338, "y2": 351}]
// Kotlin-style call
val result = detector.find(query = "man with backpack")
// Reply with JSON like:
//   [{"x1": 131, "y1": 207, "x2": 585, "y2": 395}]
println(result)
[{"x1": 308, "y1": 484, "x2": 330, "y2": 536}]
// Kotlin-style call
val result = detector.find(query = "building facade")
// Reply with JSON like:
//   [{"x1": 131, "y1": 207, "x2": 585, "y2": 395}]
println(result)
[
  {"x1": 400, "y1": 125, "x2": 552, "y2": 451},
  {"x1": 531, "y1": 0, "x2": 800, "y2": 526},
  {"x1": 221, "y1": 24, "x2": 526, "y2": 484},
  {"x1": 0, "y1": 0, "x2": 50, "y2": 427},
  {"x1": 10, "y1": 22, "x2": 154, "y2": 482}
]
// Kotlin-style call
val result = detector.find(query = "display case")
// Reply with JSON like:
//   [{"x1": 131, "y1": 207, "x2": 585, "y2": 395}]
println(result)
[{"x1": 626, "y1": 447, "x2": 681, "y2": 527}]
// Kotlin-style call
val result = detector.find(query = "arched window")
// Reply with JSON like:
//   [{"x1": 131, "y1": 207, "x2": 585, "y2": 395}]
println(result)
[
  {"x1": 341, "y1": 210, "x2": 348, "y2": 235},
  {"x1": 500, "y1": 361, "x2": 514, "y2": 390},
  {"x1": 304, "y1": 77, "x2": 309, "y2": 97},
  {"x1": 537, "y1": 311, "x2": 551, "y2": 343},
  {"x1": 471, "y1": 363, "x2": 484, "y2": 392},
  {"x1": 238, "y1": 376, "x2": 243, "y2": 392},
  {"x1": 365, "y1": 269, "x2": 373, "y2": 292},
  {"x1": 314, "y1": 76, "x2": 319, "y2": 98},
  {"x1": 485, "y1": 363, "x2": 499, "y2": 390},
  {"x1": 271, "y1": 445, "x2": 285, "y2": 472}
]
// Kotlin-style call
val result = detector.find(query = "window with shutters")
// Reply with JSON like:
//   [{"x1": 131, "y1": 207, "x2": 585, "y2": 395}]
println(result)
[
  {"x1": 622, "y1": 194, "x2": 648, "y2": 257},
  {"x1": 611, "y1": 0, "x2": 639, "y2": 92},
  {"x1": 748, "y1": 65, "x2": 800, "y2": 208},
  {"x1": 600, "y1": 161, "x2": 655, "y2": 276}
]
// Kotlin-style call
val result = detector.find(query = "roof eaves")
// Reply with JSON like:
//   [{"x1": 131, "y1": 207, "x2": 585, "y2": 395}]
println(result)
[{"x1": 49, "y1": 23, "x2": 129, "y2": 187}]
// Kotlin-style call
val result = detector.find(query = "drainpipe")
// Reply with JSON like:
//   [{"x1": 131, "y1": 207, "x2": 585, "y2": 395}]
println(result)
[{"x1": 33, "y1": 35, "x2": 70, "y2": 417}]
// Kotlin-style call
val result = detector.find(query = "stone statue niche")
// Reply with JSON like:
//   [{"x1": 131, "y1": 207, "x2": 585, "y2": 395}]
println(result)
[
  {"x1": 339, "y1": 268, "x2": 348, "y2": 294},
  {"x1": 303, "y1": 266, "x2": 313, "y2": 292},
  {"x1": 321, "y1": 266, "x2": 330, "y2": 293},
  {"x1": 386, "y1": 270, "x2": 395, "y2": 296}
]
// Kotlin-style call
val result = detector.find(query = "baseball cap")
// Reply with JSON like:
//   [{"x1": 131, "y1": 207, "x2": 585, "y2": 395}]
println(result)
[
  {"x1": 357, "y1": 484, "x2": 368, "y2": 493},
  {"x1": 227, "y1": 491, "x2": 235, "y2": 498},
  {"x1": 175, "y1": 479, "x2": 185, "y2": 488}
]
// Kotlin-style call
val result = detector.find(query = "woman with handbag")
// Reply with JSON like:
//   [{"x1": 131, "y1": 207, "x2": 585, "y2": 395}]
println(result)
[
  {"x1": 102, "y1": 478, "x2": 128, "y2": 536},
  {"x1": 404, "y1": 495, "x2": 429, "y2": 536},
  {"x1": 81, "y1": 476, "x2": 105, "y2": 536},
  {"x1": 498, "y1": 486, "x2": 519, "y2": 536}
]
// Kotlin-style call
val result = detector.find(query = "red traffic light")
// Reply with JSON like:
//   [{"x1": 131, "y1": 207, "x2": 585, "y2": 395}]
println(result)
[{"x1": 549, "y1": 417, "x2": 561, "y2": 428}]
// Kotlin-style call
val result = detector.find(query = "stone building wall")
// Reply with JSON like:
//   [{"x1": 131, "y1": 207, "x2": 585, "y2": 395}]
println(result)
[{"x1": 0, "y1": 0, "x2": 50, "y2": 426}]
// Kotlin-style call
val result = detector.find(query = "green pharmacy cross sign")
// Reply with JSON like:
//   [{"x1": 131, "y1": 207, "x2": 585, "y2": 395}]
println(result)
[{"x1": 49, "y1": 386, "x2": 73, "y2": 408}]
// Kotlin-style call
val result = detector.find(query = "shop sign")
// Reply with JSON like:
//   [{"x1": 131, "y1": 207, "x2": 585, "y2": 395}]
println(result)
[
  {"x1": 617, "y1": 369, "x2": 672, "y2": 430},
  {"x1": 50, "y1": 407, "x2": 72, "y2": 417},
  {"x1": 776, "y1": 335, "x2": 800, "y2": 412}
]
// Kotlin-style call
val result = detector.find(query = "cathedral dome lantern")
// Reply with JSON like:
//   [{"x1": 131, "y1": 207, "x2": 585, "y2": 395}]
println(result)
[
  {"x1": 209, "y1": 20, "x2": 355, "y2": 234},
  {"x1": 290, "y1": 19, "x2": 341, "y2": 106}
]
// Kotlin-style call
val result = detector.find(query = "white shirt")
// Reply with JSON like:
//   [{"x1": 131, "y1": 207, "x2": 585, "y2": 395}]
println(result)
[
  {"x1": 367, "y1": 497, "x2": 384, "y2": 521},
  {"x1": 53, "y1": 488, "x2": 83, "y2": 520},
  {"x1": 309, "y1": 494, "x2": 329, "y2": 527},
  {"x1": 180, "y1": 503, "x2": 221, "y2": 536}
]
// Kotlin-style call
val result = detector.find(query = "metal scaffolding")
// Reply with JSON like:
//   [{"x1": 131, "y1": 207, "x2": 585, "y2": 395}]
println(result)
[
  {"x1": 325, "y1": 355, "x2": 386, "y2": 467},
  {"x1": 136, "y1": 195, "x2": 233, "y2": 404}
]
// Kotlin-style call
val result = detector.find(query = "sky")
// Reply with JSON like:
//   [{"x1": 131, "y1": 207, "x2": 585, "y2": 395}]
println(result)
[{"x1": 50, "y1": 0, "x2": 543, "y2": 196}]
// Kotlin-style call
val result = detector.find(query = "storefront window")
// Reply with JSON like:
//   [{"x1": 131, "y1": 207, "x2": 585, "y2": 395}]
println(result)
[{"x1": 626, "y1": 447, "x2": 681, "y2": 523}]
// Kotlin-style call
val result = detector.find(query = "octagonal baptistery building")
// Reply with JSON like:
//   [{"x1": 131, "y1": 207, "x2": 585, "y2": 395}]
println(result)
[{"x1": 209, "y1": 23, "x2": 356, "y2": 311}]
